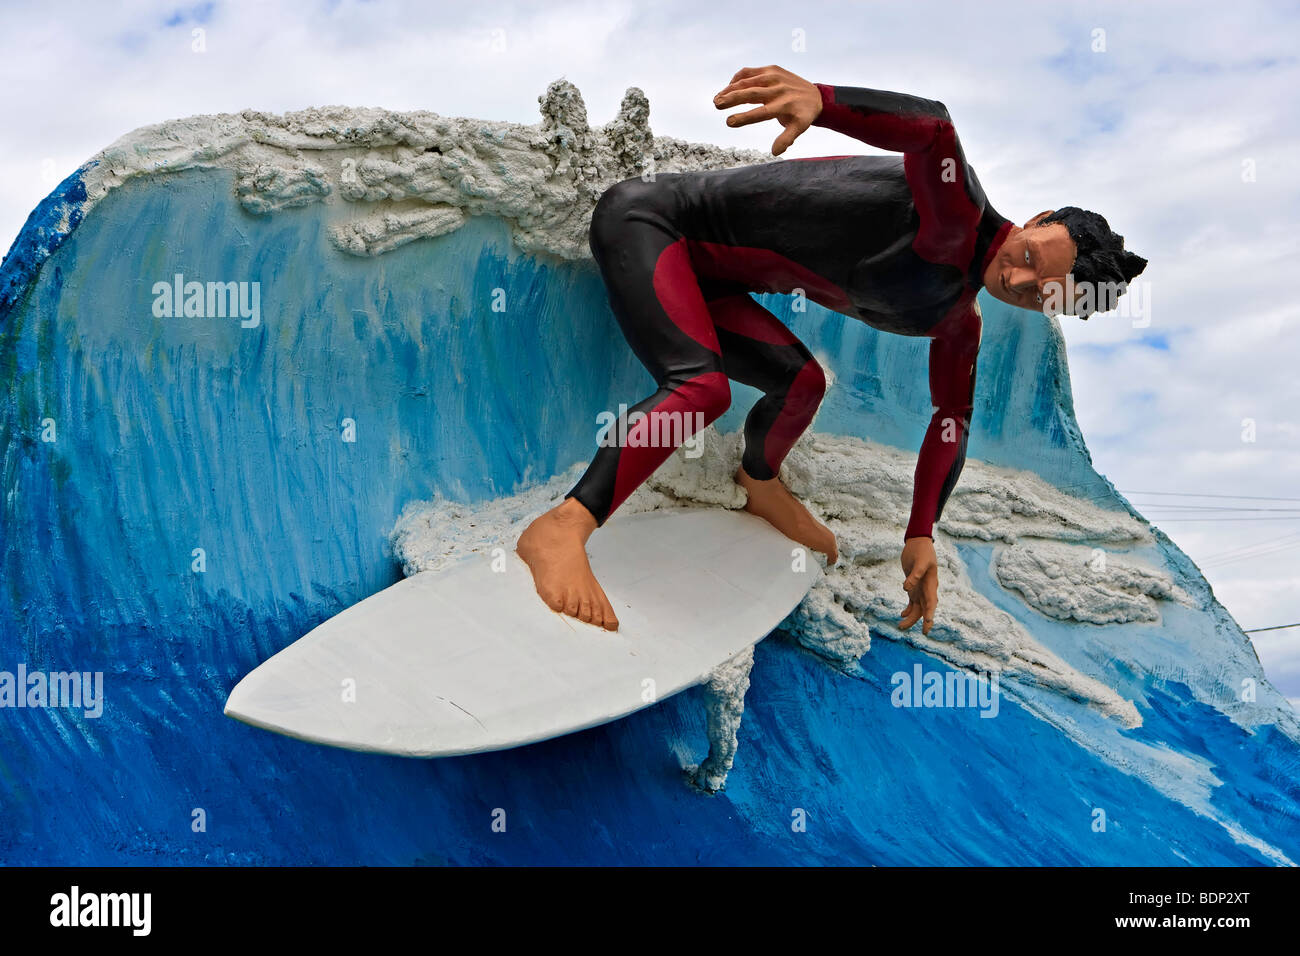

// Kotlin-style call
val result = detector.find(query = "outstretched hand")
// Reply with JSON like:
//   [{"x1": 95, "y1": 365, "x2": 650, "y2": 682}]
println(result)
[
  {"x1": 713, "y1": 65, "x2": 823, "y2": 155},
  {"x1": 899, "y1": 536, "x2": 939, "y2": 636}
]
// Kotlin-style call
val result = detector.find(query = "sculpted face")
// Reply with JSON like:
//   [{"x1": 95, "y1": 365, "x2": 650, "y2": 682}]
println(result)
[{"x1": 983, "y1": 212, "x2": 1078, "y2": 313}]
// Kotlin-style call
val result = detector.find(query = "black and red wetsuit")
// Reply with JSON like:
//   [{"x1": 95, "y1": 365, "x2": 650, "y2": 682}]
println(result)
[{"x1": 566, "y1": 82, "x2": 1013, "y2": 542}]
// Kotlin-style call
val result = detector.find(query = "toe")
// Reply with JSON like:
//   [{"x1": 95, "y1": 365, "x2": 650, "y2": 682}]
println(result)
[{"x1": 598, "y1": 595, "x2": 620, "y2": 630}]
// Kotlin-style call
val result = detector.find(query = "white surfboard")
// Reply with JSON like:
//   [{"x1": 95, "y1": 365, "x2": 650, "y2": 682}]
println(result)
[{"x1": 224, "y1": 507, "x2": 820, "y2": 757}]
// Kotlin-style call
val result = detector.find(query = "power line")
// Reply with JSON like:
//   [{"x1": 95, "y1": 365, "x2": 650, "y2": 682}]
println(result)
[
  {"x1": 1133, "y1": 506, "x2": 1300, "y2": 513},
  {"x1": 1201, "y1": 531, "x2": 1300, "y2": 566},
  {"x1": 1119, "y1": 490, "x2": 1300, "y2": 502},
  {"x1": 1209, "y1": 531, "x2": 1300, "y2": 555},
  {"x1": 1123, "y1": 496, "x2": 1300, "y2": 636},
  {"x1": 1072, "y1": 491, "x2": 1300, "y2": 620},
  {"x1": 1202, "y1": 543, "x2": 1300, "y2": 569},
  {"x1": 1151, "y1": 517, "x2": 1300, "y2": 522}
]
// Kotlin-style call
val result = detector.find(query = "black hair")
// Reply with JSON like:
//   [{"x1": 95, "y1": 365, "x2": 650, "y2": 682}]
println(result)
[{"x1": 1038, "y1": 207, "x2": 1147, "y2": 318}]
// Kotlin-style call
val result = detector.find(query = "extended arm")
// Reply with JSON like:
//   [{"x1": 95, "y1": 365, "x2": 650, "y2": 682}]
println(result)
[{"x1": 904, "y1": 303, "x2": 981, "y2": 541}]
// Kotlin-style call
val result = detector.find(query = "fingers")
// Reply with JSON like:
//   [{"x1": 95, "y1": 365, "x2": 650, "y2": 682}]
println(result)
[
  {"x1": 900, "y1": 561, "x2": 940, "y2": 634},
  {"x1": 899, "y1": 591, "x2": 934, "y2": 634},
  {"x1": 729, "y1": 65, "x2": 782, "y2": 83},
  {"x1": 921, "y1": 568, "x2": 939, "y2": 635},
  {"x1": 726, "y1": 104, "x2": 775, "y2": 130},
  {"x1": 714, "y1": 75, "x2": 779, "y2": 106},
  {"x1": 715, "y1": 67, "x2": 813, "y2": 152},
  {"x1": 713, "y1": 71, "x2": 781, "y2": 121},
  {"x1": 716, "y1": 81, "x2": 774, "y2": 118},
  {"x1": 898, "y1": 596, "x2": 920, "y2": 630},
  {"x1": 771, "y1": 120, "x2": 806, "y2": 156}
]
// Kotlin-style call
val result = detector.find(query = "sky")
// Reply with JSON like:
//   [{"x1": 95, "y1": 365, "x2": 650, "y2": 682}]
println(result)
[{"x1": 0, "y1": 0, "x2": 1297, "y2": 698}]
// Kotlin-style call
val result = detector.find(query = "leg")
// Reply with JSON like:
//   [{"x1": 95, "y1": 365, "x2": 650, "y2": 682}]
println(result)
[
  {"x1": 704, "y1": 286, "x2": 837, "y2": 564},
  {"x1": 569, "y1": 177, "x2": 738, "y2": 525},
  {"x1": 520, "y1": 160, "x2": 865, "y2": 627},
  {"x1": 705, "y1": 282, "x2": 827, "y2": 480},
  {"x1": 518, "y1": 178, "x2": 732, "y2": 630}
]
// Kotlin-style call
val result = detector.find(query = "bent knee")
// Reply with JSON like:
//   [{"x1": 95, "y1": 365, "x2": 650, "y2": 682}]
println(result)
[
  {"x1": 784, "y1": 357, "x2": 827, "y2": 415},
  {"x1": 800, "y1": 357, "x2": 828, "y2": 401},
  {"x1": 674, "y1": 370, "x2": 731, "y2": 422},
  {"x1": 700, "y1": 379, "x2": 732, "y2": 422}
]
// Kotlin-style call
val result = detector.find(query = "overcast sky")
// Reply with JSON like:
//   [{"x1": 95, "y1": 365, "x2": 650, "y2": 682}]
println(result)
[{"x1": 1, "y1": 0, "x2": 1297, "y2": 699}]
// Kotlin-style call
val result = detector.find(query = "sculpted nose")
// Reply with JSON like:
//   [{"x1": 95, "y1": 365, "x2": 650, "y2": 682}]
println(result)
[{"x1": 1008, "y1": 266, "x2": 1036, "y2": 293}]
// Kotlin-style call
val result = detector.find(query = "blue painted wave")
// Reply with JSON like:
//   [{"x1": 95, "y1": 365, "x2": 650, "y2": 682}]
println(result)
[{"x1": 1, "y1": 166, "x2": 1296, "y2": 864}]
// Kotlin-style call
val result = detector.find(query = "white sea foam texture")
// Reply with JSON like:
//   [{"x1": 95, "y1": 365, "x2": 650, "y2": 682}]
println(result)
[
  {"x1": 993, "y1": 539, "x2": 1196, "y2": 625},
  {"x1": 76, "y1": 79, "x2": 775, "y2": 264},
  {"x1": 387, "y1": 417, "x2": 1175, "y2": 774},
  {"x1": 690, "y1": 648, "x2": 756, "y2": 794}
]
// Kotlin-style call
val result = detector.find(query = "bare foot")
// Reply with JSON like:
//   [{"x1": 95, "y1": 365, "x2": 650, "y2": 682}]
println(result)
[
  {"x1": 516, "y1": 497, "x2": 620, "y2": 631},
  {"x1": 735, "y1": 465, "x2": 838, "y2": 565}
]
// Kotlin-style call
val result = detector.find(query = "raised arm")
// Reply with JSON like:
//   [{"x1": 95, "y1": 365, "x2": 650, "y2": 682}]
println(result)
[
  {"x1": 812, "y1": 82, "x2": 980, "y2": 268},
  {"x1": 810, "y1": 83, "x2": 954, "y2": 155},
  {"x1": 904, "y1": 302, "x2": 981, "y2": 542}
]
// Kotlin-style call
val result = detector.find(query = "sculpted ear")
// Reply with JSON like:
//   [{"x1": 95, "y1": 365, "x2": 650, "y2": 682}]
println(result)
[{"x1": 1025, "y1": 210, "x2": 1055, "y2": 228}]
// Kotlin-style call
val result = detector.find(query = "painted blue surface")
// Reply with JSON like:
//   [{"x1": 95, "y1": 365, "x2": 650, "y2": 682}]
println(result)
[
  {"x1": 1, "y1": 167, "x2": 1297, "y2": 865},
  {"x1": 0, "y1": 164, "x2": 91, "y2": 315}
]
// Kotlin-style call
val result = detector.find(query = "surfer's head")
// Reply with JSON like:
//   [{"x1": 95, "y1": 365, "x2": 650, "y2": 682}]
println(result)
[{"x1": 983, "y1": 207, "x2": 1147, "y2": 319}]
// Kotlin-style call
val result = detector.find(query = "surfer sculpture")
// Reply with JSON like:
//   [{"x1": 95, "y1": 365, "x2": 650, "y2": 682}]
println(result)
[{"x1": 517, "y1": 64, "x2": 1147, "y2": 634}]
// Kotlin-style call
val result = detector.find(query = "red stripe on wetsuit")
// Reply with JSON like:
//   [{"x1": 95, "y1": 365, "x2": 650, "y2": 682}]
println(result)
[{"x1": 812, "y1": 82, "x2": 1011, "y2": 540}]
